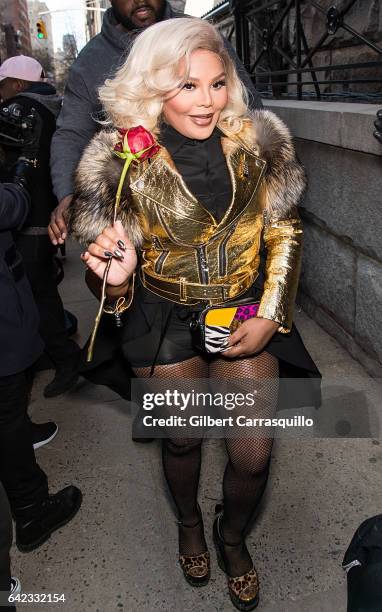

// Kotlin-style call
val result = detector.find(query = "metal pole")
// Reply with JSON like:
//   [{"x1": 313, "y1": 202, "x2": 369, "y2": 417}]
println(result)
[
  {"x1": 295, "y1": 0, "x2": 302, "y2": 100},
  {"x1": 242, "y1": 9, "x2": 250, "y2": 70},
  {"x1": 233, "y1": 4, "x2": 244, "y2": 62},
  {"x1": 38, "y1": 8, "x2": 107, "y2": 16}
]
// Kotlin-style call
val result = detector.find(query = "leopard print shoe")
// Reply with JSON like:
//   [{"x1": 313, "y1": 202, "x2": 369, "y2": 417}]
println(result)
[
  {"x1": 226, "y1": 567, "x2": 259, "y2": 611},
  {"x1": 179, "y1": 550, "x2": 211, "y2": 587},
  {"x1": 213, "y1": 513, "x2": 259, "y2": 611},
  {"x1": 178, "y1": 504, "x2": 210, "y2": 587}
]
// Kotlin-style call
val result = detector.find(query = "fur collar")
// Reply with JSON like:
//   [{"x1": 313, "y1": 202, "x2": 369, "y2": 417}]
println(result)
[{"x1": 69, "y1": 110, "x2": 306, "y2": 246}]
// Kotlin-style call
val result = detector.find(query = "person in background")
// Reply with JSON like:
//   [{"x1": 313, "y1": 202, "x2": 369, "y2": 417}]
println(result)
[
  {"x1": 343, "y1": 514, "x2": 382, "y2": 611},
  {"x1": 0, "y1": 55, "x2": 81, "y2": 398},
  {"x1": 0, "y1": 123, "x2": 82, "y2": 553}
]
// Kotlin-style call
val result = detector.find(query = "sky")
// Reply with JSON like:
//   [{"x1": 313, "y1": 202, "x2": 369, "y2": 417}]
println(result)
[
  {"x1": 184, "y1": 0, "x2": 214, "y2": 17},
  {"x1": 44, "y1": 0, "x2": 89, "y2": 52}
]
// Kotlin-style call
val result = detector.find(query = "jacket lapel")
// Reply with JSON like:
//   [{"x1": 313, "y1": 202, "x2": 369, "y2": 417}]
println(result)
[
  {"x1": 217, "y1": 137, "x2": 267, "y2": 231},
  {"x1": 129, "y1": 136, "x2": 267, "y2": 235},
  {"x1": 129, "y1": 149, "x2": 216, "y2": 228}
]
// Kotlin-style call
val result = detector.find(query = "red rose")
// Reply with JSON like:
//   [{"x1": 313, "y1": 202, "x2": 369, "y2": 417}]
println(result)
[
  {"x1": 115, "y1": 125, "x2": 160, "y2": 160},
  {"x1": 126, "y1": 125, "x2": 160, "y2": 160}
]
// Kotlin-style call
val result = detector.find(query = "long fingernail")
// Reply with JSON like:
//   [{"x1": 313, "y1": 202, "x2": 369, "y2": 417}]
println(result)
[
  {"x1": 104, "y1": 250, "x2": 114, "y2": 258},
  {"x1": 114, "y1": 249, "x2": 124, "y2": 260},
  {"x1": 117, "y1": 240, "x2": 126, "y2": 251}
]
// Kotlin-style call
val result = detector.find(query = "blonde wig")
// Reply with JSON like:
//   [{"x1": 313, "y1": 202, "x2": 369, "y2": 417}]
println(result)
[{"x1": 98, "y1": 17, "x2": 250, "y2": 136}]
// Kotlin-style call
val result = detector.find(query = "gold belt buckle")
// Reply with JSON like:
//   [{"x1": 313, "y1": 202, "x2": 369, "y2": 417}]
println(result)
[
  {"x1": 179, "y1": 277, "x2": 187, "y2": 302},
  {"x1": 223, "y1": 285, "x2": 230, "y2": 300}
]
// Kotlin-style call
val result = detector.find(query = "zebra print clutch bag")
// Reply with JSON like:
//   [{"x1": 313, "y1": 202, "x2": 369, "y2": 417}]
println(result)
[{"x1": 190, "y1": 298, "x2": 260, "y2": 354}]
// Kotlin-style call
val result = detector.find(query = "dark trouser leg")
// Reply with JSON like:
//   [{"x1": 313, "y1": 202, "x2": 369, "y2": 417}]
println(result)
[
  {"x1": 0, "y1": 370, "x2": 48, "y2": 511},
  {"x1": 23, "y1": 257, "x2": 79, "y2": 369},
  {"x1": 0, "y1": 483, "x2": 14, "y2": 611}
]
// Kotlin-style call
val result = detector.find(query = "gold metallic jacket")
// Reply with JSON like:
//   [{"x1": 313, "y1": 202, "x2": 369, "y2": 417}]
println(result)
[{"x1": 70, "y1": 111, "x2": 306, "y2": 333}]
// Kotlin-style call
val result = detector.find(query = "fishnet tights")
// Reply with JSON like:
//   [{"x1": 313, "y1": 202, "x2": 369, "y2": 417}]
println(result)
[
  {"x1": 210, "y1": 352, "x2": 278, "y2": 575},
  {"x1": 134, "y1": 357, "x2": 208, "y2": 557},
  {"x1": 133, "y1": 351, "x2": 279, "y2": 575}
]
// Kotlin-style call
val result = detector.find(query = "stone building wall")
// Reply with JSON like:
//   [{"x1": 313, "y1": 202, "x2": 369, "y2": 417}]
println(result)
[{"x1": 264, "y1": 100, "x2": 382, "y2": 377}]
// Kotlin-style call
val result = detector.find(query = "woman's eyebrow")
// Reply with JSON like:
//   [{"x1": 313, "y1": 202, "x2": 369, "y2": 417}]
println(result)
[{"x1": 187, "y1": 72, "x2": 226, "y2": 82}]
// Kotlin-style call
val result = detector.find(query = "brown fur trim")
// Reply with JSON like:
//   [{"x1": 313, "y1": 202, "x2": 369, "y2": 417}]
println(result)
[
  {"x1": 68, "y1": 129, "x2": 144, "y2": 247},
  {"x1": 69, "y1": 110, "x2": 306, "y2": 245},
  {"x1": 233, "y1": 111, "x2": 307, "y2": 218}
]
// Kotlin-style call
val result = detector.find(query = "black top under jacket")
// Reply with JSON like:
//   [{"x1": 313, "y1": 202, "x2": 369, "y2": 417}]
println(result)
[{"x1": 158, "y1": 123, "x2": 232, "y2": 224}]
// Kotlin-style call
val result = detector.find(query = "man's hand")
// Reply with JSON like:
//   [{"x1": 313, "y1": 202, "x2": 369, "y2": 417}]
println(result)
[
  {"x1": 222, "y1": 317, "x2": 279, "y2": 359},
  {"x1": 80, "y1": 220, "x2": 137, "y2": 289},
  {"x1": 48, "y1": 194, "x2": 72, "y2": 245}
]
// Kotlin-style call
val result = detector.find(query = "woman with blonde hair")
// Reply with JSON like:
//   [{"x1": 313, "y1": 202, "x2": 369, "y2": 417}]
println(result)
[{"x1": 70, "y1": 17, "x2": 321, "y2": 610}]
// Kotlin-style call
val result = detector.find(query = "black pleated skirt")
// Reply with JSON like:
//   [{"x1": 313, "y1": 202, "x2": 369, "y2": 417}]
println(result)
[{"x1": 81, "y1": 274, "x2": 322, "y2": 411}]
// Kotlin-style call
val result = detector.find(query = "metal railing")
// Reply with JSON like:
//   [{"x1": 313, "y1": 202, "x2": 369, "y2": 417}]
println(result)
[{"x1": 203, "y1": 0, "x2": 382, "y2": 102}]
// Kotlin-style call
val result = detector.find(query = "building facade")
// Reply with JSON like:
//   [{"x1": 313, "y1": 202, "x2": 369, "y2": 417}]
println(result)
[
  {"x1": 85, "y1": 0, "x2": 108, "y2": 41},
  {"x1": 62, "y1": 33, "x2": 77, "y2": 57},
  {"x1": 0, "y1": 0, "x2": 32, "y2": 60},
  {"x1": 203, "y1": 0, "x2": 382, "y2": 102}
]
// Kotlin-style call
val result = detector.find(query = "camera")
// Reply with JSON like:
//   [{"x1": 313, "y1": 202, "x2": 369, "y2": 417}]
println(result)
[{"x1": 0, "y1": 102, "x2": 37, "y2": 148}]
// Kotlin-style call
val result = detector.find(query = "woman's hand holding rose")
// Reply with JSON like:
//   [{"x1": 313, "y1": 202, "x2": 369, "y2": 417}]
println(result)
[{"x1": 80, "y1": 220, "x2": 137, "y2": 288}]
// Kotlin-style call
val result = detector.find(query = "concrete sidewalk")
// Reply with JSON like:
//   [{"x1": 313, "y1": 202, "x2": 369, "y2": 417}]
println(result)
[{"x1": 11, "y1": 241, "x2": 382, "y2": 612}]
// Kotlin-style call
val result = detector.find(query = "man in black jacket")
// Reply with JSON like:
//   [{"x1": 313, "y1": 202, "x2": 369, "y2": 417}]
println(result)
[
  {"x1": 48, "y1": 0, "x2": 262, "y2": 244},
  {"x1": 0, "y1": 141, "x2": 82, "y2": 555},
  {"x1": 0, "y1": 55, "x2": 81, "y2": 398}
]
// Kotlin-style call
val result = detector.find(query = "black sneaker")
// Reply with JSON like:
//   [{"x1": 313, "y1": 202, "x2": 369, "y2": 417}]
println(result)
[
  {"x1": 31, "y1": 421, "x2": 58, "y2": 450},
  {"x1": 10, "y1": 577, "x2": 21, "y2": 596},
  {"x1": 15, "y1": 485, "x2": 82, "y2": 552}
]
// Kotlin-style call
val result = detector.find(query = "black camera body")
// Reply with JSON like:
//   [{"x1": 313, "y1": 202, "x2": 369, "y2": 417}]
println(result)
[{"x1": 0, "y1": 102, "x2": 36, "y2": 149}]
